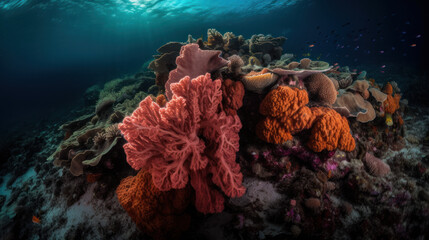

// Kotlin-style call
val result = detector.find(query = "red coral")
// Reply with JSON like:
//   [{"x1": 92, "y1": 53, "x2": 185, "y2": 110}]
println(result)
[
  {"x1": 221, "y1": 79, "x2": 245, "y2": 115},
  {"x1": 165, "y1": 44, "x2": 228, "y2": 100},
  {"x1": 156, "y1": 94, "x2": 167, "y2": 107},
  {"x1": 119, "y1": 73, "x2": 245, "y2": 214},
  {"x1": 116, "y1": 170, "x2": 191, "y2": 240}
]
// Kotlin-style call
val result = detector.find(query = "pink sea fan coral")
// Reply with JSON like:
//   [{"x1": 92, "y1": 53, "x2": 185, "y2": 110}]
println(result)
[
  {"x1": 165, "y1": 43, "x2": 228, "y2": 100},
  {"x1": 363, "y1": 152, "x2": 391, "y2": 177},
  {"x1": 119, "y1": 73, "x2": 245, "y2": 214}
]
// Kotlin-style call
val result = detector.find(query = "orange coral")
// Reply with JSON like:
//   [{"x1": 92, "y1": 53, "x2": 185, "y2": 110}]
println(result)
[
  {"x1": 116, "y1": 170, "x2": 191, "y2": 240},
  {"x1": 382, "y1": 82, "x2": 401, "y2": 114},
  {"x1": 383, "y1": 82, "x2": 393, "y2": 96},
  {"x1": 257, "y1": 86, "x2": 355, "y2": 152},
  {"x1": 307, "y1": 107, "x2": 355, "y2": 152},
  {"x1": 256, "y1": 117, "x2": 293, "y2": 143},
  {"x1": 257, "y1": 86, "x2": 313, "y2": 144},
  {"x1": 156, "y1": 94, "x2": 167, "y2": 107},
  {"x1": 259, "y1": 86, "x2": 308, "y2": 118},
  {"x1": 384, "y1": 94, "x2": 401, "y2": 114}
]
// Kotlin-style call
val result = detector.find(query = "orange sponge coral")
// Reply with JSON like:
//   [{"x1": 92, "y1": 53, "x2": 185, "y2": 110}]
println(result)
[
  {"x1": 382, "y1": 82, "x2": 401, "y2": 114},
  {"x1": 257, "y1": 86, "x2": 355, "y2": 152},
  {"x1": 383, "y1": 82, "x2": 394, "y2": 96},
  {"x1": 257, "y1": 86, "x2": 316, "y2": 143},
  {"x1": 116, "y1": 170, "x2": 191, "y2": 240},
  {"x1": 307, "y1": 107, "x2": 356, "y2": 152},
  {"x1": 259, "y1": 86, "x2": 309, "y2": 118},
  {"x1": 256, "y1": 117, "x2": 293, "y2": 144},
  {"x1": 257, "y1": 86, "x2": 313, "y2": 144}
]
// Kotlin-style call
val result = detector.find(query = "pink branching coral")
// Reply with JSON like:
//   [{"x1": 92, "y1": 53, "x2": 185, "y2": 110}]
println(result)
[
  {"x1": 165, "y1": 44, "x2": 228, "y2": 100},
  {"x1": 119, "y1": 73, "x2": 245, "y2": 214}
]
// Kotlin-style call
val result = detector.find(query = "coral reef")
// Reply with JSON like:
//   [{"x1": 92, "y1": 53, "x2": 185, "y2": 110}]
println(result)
[{"x1": 3, "y1": 29, "x2": 426, "y2": 240}]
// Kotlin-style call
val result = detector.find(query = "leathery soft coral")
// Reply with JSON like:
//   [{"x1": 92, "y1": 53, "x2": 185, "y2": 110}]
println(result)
[{"x1": 119, "y1": 73, "x2": 245, "y2": 214}]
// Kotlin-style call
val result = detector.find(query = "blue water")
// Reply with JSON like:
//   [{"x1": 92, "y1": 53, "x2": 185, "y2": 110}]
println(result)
[{"x1": 0, "y1": 0, "x2": 426, "y2": 138}]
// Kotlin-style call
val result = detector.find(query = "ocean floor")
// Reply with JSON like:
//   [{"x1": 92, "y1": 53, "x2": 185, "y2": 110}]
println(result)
[{"x1": 0, "y1": 99, "x2": 428, "y2": 240}]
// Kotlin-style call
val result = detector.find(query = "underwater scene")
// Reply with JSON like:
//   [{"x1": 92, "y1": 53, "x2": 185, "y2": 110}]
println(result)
[{"x1": 0, "y1": 0, "x2": 428, "y2": 239}]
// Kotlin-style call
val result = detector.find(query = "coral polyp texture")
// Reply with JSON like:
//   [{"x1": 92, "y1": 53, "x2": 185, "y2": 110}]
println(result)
[{"x1": 119, "y1": 73, "x2": 245, "y2": 214}]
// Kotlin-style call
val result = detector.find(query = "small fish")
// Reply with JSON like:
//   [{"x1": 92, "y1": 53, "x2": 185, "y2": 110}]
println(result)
[
  {"x1": 380, "y1": 70, "x2": 385, "y2": 74},
  {"x1": 381, "y1": 65, "x2": 386, "y2": 68},
  {"x1": 402, "y1": 31, "x2": 406, "y2": 34},
  {"x1": 416, "y1": 34, "x2": 421, "y2": 38},
  {"x1": 392, "y1": 47, "x2": 395, "y2": 50},
  {"x1": 352, "y1": 69, "x2": 357, "y2": 72},
  {"x1": 309, "y1": 44, "x2": 315, "y2": 48},
  {"x1": 385, "y1": 113, "x2": 393, "y2": 126},
  {"x1": 341, "y1": 22, "x2": 351, "y2": 27},
  {"x1": 32, "y1": 216, "x2": 41, "y2": 224},
  {"x1": 410, "y1": 44, "x2": 417, "y2": 47},
  {"x1": 302, "y1": 53, "x2": 311, "y2": 57},
  {"x1": 380, "y1": 50, "x2": 384, "y2": 54},
  {"x1": 334, "y1": 63, "x2": 339, "y2": 66}
]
